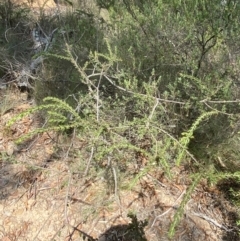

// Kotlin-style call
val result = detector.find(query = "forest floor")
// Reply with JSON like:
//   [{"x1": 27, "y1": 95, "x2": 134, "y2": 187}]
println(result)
[{"x1": 0, "y1": 87, "x2": 239, "y2": 241}]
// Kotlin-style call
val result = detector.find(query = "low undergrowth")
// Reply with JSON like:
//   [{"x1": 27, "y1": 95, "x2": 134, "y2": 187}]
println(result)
[{"x1": 1, "y1": 0, "x2": 240, "y2": 239}]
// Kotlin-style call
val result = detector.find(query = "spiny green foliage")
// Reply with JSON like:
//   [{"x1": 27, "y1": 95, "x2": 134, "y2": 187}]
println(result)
[
  {"x1": 168, "y1": 173, "x2": 202, "y2": 238},
  {"x1": 156, "y1": 137, "x2": 173, "y2": 179},
  {"x1": 108, "y1": 0, "x2": 240, "y2": 134},
  {"x1": 208, "y1": 171, "x2": 240, "y2": 185},
  {"x1": 176, "y1": 110, "x2": 218, "y2": 166},
  {"x1": 7, "y1": 97, "x2": 84, "y2": 143}
]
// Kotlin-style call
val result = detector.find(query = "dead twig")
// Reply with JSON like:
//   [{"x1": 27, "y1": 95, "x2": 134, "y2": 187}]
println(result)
[
  {"x1": 67, "y1": 223, "x2": 96, "y2": 241},
  {"x1": 84, "y1": 146, "x2": 94, "y2": 176},
  {"x1": 152, "y1": 125, "x2": 199, "y2": 164},
  {"x1": 151, "y1": 190, "x2": 186, "y2": 228},
  {"x1": 200, "y1": 99, "x2": 240, "y2": 104},
  {"x1": 146, "y1": 99, "x2": 159, "y2": 128},
  {"x1": 191, "y1": 212, "x2": 233, "y2": 232}
]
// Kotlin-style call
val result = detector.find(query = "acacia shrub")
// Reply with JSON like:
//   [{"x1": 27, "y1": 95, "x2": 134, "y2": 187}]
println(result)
[{"x1": 102, "y1": 0, "x2": 240, "y2": 161}]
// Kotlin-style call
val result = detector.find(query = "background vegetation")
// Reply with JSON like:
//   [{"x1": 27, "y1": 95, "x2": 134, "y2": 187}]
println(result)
[{"x1": 1, "y1": 0, "x2": 240, "y2": 238}]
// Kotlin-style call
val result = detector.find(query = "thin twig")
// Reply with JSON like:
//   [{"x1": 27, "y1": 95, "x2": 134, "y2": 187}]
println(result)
[
  {"x1": 4, "y1": 27, "x2": 11, "y2": 43},
  {"x1": 107, "y1": 157, "x2": 122, "y2": 210},
  {"x1": 64, "y1": 170, "x2": 72, "y2": 230},
  {"x1": 64, "y1": 141, "x2": 74, "y2": 162},
  {"x1": 151, "y1": 190, "x2": 186, "y2": 228},
  {"x1": 146, "y1": 173, "x2": 166, "y2": 188},
  {"x1": 146, "y1": 99, "x2": 159, "y2": 128},
  {"x1": 200, "y1": 99, "x2": 240, "y2": 103},
  {"x1": 104, "y1": 74, "x2": 185, "y2": 105},
  {"x1": 33, "y1": 202, "x2": 61, "y2": 240},
  {"x1": 152, "y1": 125, "x2": 199, "y2": 164},
  {"x1": 96, "y1": 69, "x2": 104, "y2": 122},
  {"x1": 202, "y1": 101, "x2": 233, "y2": 116},
  {"x1": 191, "y1": 212, "x2": 233, "y2": 232},
  {"x1": 50, "y1": 224, "x2": 65, "y2": 241},
  {"x1": 112, "y1": 166, "x2": 118, "y2": 199},
  {"x1": 67, "y1": 223, "x2": 96, "y2": 241},
  {"x1": 84, "y1": 146, "x2": 94, "y2": 176},
  {"x1": 4, "y1": 22, "x2": 20, "y2": 43}
]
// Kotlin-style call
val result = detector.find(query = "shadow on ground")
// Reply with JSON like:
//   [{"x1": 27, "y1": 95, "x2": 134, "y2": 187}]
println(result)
[{"x1": 67, "y1": 214, "x2": 148, "y2": 241}]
